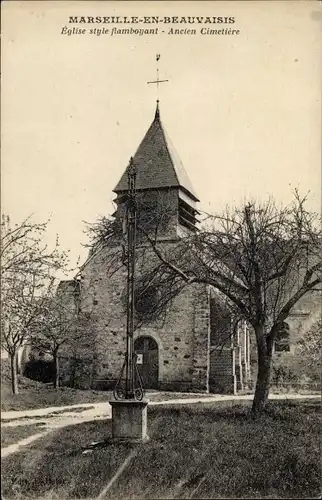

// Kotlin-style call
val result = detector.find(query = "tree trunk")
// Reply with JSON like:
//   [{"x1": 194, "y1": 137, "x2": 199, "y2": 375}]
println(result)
[
  {"x1": 252, "y1": 326, "x2": 273, "y2": 414},
  {"x1": 53, "y1": 351, "x2": 59, "y2": 389},
  {"x1": 252, "y1": 354, "x2": 272, "y2": 414},
  {"x1": 70, "y1": 355, "x2": 77, "y2": 388},
  {"x1": 10, "y1": 352, "x2": 19, "y2": 395}
]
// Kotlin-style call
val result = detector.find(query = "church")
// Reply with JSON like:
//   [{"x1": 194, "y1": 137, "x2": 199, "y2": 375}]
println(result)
[
  {"x1": 52, "y1": 100, "x2": 320, "y2": 395},
  {"x1": 55, "y1": 101, "x2": 252, "y2": 394}
]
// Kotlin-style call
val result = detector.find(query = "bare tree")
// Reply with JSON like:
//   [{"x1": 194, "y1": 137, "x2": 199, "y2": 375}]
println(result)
[
  {"x1": 143, "y1": 193, "x2": 321, "y2": 413},
  {"x1": 0, "y1": 215, "x2": 69, "y2": 394},
  {"x1": 84, "y1": 191, "x2": 321, "y2": 414}
]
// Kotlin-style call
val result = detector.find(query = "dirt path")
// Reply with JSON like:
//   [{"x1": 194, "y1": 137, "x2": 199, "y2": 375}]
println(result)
[
  {"x1": 1, "y1": 403, "x2": 112, "y2": 459},
  {"x1": 1, "y1": 432, "x2": 50, "y2": 458},
  {"x1": 3, "y1": 392, "x2": 318, "y2": 422},
  {"x1": 1, "y1": 393, "x2": 319, "y2": 458},
  {"x1": 2, "y1": 402, "x2": 111, "y2": 425}
]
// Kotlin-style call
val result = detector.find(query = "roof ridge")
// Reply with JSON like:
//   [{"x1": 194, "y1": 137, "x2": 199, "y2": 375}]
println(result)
[
  {"x1": 156, "y1": 113, "x2": 181, "y2": 188},
  {"x1": 161, "y1": 122, "x2": 199, "y2": 200},
  {"x1": 131, "y1": 114, "x2": 157, "y2": 161},
  {"x1": 156, "y1": 113, "x2": 180, "y2": 185}
]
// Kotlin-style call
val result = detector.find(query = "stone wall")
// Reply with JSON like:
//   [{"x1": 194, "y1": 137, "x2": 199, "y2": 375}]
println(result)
[
  {"x1": 191, "y1": 284, "x2": 210, "y2": 392},
  {"x1": 209, "y1": 347, "x2": 235, "y2": 394},
  {"x1": 208, "y1": 293, "x2": 237, "y2": 394}
]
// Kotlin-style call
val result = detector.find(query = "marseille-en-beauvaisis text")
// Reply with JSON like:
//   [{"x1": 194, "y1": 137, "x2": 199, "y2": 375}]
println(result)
[{"x1": 68, "y1": 16, "x2": 236, "y2": 24}]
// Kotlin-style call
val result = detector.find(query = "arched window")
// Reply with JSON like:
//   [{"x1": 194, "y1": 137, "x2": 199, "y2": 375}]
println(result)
[
  {"x1": 210, "y1": 298, "x2": 232, "y2": 346},
  {"x1": 134, "y1": 336, "x2": 158, "y2": 352},
  {"x1": 134, "y1": 285, "x2": 159, "y2": 317},
  {"x1": 275, "y1": 322, "x2": 290, "y2": 352}
]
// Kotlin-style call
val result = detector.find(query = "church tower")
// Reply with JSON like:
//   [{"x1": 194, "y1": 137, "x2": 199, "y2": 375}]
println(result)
[{"x1": 113, "y1": 102, "x2": 199, "y2": 239}]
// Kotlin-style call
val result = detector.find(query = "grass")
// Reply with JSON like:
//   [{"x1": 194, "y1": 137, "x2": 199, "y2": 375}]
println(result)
[
  {"x1": 1, "y1": 422, "x2": 47, "y2": 448},
  {"x1": 1, "y1": 360, "x2": 220, "y2": 412},
  {"x1": 1, "y1": 369, "x2": 111, "y2": 412},
  {"x1": 1, "y1": 383, "x2": 111, "y2": 412},
  {"x1": 1, "y1": 399, "x2": 320, "y2": 499},
  {"x1": 0, "y1": 360, "x2": 112, "y2": 411},
  {"x1": 1, "y1": 379, "x2": 217, "y2": 412}
]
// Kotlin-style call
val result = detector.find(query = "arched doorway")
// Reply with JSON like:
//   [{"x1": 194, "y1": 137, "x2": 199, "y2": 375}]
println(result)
[{"x1": 134, "y1": 336, "x2": 159, "y2": 390}]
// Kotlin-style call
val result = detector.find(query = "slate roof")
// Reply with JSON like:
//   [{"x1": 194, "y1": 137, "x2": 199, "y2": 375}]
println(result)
[{"x1": 113, "y1": 104, "x2": 199, "y2": 202}]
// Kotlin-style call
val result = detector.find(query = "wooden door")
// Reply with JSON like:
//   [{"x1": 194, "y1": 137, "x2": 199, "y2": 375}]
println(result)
[{"x1": 134, "y1": 336, "x2": 159, "y2": 389}]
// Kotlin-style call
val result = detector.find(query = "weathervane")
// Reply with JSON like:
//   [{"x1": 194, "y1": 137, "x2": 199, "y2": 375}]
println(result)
[{"x1": 147, "y1": 54, "x2": 169, "y2": 102}]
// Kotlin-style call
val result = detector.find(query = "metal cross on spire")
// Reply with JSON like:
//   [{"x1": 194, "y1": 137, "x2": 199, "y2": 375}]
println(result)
[{"x1": 147, "y1": 54, "x2": 169, "y2": 103}]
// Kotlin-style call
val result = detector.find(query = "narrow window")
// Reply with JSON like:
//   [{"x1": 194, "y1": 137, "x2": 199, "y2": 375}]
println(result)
[{"x1": 274, "y1": 322, "x2": 290, "y2": 352}]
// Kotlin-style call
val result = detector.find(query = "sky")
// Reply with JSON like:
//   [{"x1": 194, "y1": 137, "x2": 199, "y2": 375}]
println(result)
[{"x1": 2, "y1": 1, "x2": 321, "y2": 275}]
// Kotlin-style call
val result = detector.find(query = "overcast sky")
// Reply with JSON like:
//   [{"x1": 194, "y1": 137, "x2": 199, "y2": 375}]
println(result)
[{"x1": 2, "y1": 1, "x2": 321, "y2": 274}]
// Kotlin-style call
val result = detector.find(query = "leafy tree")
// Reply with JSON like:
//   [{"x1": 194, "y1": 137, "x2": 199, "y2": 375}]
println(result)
[
  {"x1": 296, "y1": 319, "x2": 322, "y2": 382},
  {"x1": 29, "y1": 281, "x2": 93, "y2": 388},
  {"x1": 0, "y1": 215, "x2": 68, "y2": 394}
]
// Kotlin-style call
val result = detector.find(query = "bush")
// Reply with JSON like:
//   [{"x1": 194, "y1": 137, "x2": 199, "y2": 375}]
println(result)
[
  {"x1": 272, "y1": 354, "x2": 298, "y2": 387},
  {"x1": 66, "y1": 357, "x2": 93, "y2": 390},
  {"x1": 23, "y1": 359, "x2": 55, "y2": 383}
]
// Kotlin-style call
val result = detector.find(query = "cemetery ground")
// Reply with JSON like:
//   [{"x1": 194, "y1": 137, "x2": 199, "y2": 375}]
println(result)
[
  {"x1": 1, "y1": 364, "x2": 215, "y2": 412},
  {"x1": 1, "y1": 398, "x2": 320, "y2": 499},
  {"x1": 1, "y1": 366, "x2": 321, "y2": 499}
]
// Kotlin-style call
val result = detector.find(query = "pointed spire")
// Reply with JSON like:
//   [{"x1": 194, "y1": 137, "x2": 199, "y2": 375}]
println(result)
[
  {"x1": 114, "y1": 105, "x2": 199, "y2": 202},
  {"x1": 154, "y1": 99, "x2": 160, "y2": 120}
]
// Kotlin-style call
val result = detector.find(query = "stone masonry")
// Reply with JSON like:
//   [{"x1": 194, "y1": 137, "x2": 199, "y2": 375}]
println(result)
[{"x1": 78, "y1": 240, "x2": 211, "y2": 392}]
